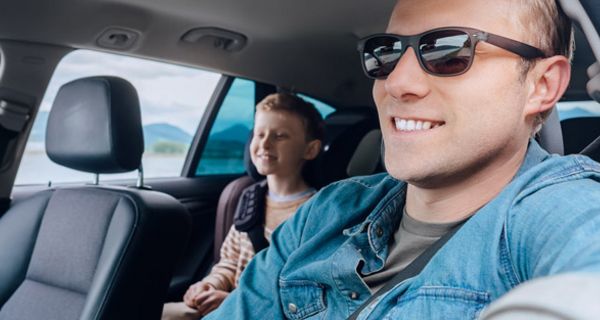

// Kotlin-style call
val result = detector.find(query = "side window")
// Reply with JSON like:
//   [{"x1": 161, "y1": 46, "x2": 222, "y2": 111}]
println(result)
[
  {"x1": 195, "y1": 78, "x2": 255, "y2": 175},
  {"x1": 556, "y1": 100, "x2": 600, "y2": 120},
  {"x1": 16, "y1": 50, "x2": 221, "y2": 185},
  {"x1": 298, "y1": 94, "x2": 335, "y2": 118}
]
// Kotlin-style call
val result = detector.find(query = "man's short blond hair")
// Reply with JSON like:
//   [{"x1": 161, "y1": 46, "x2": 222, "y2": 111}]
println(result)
[
  {"x1": 512, "y1": 0, "x2": 574, "y2": 132},
  {"x1": 513, "y1": 0, "x2": 574, "y2": 60}
]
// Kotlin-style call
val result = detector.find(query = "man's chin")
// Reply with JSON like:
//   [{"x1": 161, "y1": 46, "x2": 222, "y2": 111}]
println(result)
[{"x1": 386, "y1": 165, "x2": 446, "y2": 188}]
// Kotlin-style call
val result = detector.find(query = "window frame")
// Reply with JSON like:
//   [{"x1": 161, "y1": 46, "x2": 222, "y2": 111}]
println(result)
[{"x1": 181, "y1": 76, "x2": 233, "y2": 177}]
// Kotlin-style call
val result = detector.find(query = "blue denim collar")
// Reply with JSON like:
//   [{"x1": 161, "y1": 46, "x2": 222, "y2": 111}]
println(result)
[{"x1": 343, "y1": 139, "x2": 549, "y2": 256}]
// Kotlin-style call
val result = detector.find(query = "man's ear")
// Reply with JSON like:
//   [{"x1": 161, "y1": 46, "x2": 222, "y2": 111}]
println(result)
[
  {"x1": 303, "y1": 139, "x2": 322, "y2": 160},
  {"x1": 524, "y1": 55, "x2": 571, "y2": 117}
]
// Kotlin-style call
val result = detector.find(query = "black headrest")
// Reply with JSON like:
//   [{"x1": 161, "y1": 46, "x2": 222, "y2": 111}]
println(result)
[
  {"x1": 319, "y1": 107, "x2": 379, "y2": 184},
  {"x1": 46, "y1": 76, "x2": 144, "y2": 174}
]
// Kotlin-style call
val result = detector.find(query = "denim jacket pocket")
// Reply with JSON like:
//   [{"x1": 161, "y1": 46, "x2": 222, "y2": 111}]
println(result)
[
  {"x1": 392, "y1": 286, "x2": 491, "y2": 320},
  {"x1": 279, "y1": 279, "x2": 327, "y2": 320}
]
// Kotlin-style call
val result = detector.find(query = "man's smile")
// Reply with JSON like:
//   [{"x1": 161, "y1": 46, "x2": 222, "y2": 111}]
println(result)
[{"x1": 392, "y1": 117, "x2": 445, "y2": 132}]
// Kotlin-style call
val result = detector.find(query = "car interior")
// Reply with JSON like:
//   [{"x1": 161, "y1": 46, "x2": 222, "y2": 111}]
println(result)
[{"x1": 0, "y1": 0, "x2": 599, "y2": 319}]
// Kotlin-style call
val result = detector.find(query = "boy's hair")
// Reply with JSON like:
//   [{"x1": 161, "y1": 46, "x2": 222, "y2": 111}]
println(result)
[{"x1": 256, "y1": 93, "x2": 325, "y2": 141}]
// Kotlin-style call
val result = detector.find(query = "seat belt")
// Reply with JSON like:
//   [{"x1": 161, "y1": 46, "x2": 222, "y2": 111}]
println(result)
[
  {"x1": 347, "y1": 219, "x2": 469, "y2": 320},
  {"x1": 234, "y1": 180, "x2": 270, "y2": 253},
  {"x1": 247, "y1": 224, "x2": 270, "y2": 252}
]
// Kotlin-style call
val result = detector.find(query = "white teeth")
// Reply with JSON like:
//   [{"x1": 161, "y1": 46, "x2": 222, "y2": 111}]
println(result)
[
  {"x1": 393, "y1": 118, "x2": 442, "y2": 132},
  {"x1": 399, "y1": 119, "x2": 407, "y2": 129}
]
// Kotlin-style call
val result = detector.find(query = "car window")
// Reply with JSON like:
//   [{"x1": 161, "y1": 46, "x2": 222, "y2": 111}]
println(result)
[
  {"x1": 15, "y1": 50, "x2": 221, "y2": 185},
  {"x1": 556, "y1": 100, "x2": 600, "y2": 120},
  {"x1": 195, "y1": 78, "x2": 256, "y2": 176},
  {"x1": 299, "y1": 94, "x2": 335, "y2": 118},
  {"x1": 194, "y1": 83, "x2": 337, "y2": 176}
]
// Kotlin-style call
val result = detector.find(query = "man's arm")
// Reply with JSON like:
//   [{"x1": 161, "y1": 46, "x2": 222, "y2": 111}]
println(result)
[
  {"x1": 203, "y1": 197, "x2": 313, "y2": 319},
  {"x1": 489, "y1": 180, "x2": 600, "y2": 319},
  {"x1": 509, "y1": 180, "x2": 600, "y2": 279}
]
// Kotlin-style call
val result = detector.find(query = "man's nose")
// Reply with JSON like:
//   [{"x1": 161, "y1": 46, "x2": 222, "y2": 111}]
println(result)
[{"x1": 384, "y1": 47, "x2": 430, "y2": 102}]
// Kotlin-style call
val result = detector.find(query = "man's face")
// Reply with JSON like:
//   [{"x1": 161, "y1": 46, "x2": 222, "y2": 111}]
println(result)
[
  {"x1": 374, "y1": 0, "x2": 534, "y2": 187},
  {"x1": 250, "y1": 109, "x2": 312, "y2": 177}
]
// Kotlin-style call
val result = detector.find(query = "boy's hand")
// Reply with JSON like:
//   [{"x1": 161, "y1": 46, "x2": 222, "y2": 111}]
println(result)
[
  {"x1": 192, "y1": 288, "x2": 230, "y2": 315},
  {"x1": 183, "y1": 281, "x2": 213, "y2": 308}
]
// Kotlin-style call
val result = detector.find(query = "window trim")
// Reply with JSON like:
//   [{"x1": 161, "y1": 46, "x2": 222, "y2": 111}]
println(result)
[{"x1": 182, "y1": 76, "x2": 234, "y2": 177}]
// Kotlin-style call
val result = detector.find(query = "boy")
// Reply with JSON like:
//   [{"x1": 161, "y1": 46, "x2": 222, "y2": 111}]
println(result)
[{"x1": 162, "y1": 93, "x2": 324, "y2": 319}]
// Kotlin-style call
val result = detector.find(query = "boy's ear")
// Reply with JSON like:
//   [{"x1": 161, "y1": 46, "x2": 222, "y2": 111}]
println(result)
[{"x1": 303, "y1": 139, "x2": 322, "y2": 160}]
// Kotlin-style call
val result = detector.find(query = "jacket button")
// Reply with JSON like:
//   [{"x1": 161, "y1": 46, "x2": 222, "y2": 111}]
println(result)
[
  {"x1": 288, "y1": 303, "x2": 298, "y2": 314},
  {"x1": 350, "y1": 292, "x2": 359, "y2": 300},
  {"x1": 375, "y1": 227, "x2": 384, "y2": 237}
]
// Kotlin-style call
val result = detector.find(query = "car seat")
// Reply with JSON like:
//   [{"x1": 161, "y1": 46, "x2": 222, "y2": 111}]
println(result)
[{"x1": 0, "y1": 76, "x2": 191, "y2": 320}]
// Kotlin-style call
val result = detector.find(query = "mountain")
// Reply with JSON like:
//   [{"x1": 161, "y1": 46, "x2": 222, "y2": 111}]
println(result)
[
  {"x1": 28, "y1": 113, "x2": 248, "y2": 151},
  {"x1": 143, "y1": 123, "x2": 192, "y2": 148},
  {"x1": 209, "y1": 124, "x2": 250, "y2": 143}
]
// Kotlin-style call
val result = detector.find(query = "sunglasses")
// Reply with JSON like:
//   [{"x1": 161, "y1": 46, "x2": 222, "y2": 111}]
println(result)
[{"x1": 357, "y1": 27, "x2": 547, "y2": 79}]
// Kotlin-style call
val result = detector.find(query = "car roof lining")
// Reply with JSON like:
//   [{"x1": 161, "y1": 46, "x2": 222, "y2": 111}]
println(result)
[{"x1": 0, "y1": 0, "x2": 595, "y2": 106}]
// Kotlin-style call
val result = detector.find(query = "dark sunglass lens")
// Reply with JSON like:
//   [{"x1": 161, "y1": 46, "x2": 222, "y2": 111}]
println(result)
[
  {"x1": 419, "y1": 30, "x2": 472, "y2": 75},
  {"x1": 362, "y1": 36, "x2": 403, "y2": 79}
]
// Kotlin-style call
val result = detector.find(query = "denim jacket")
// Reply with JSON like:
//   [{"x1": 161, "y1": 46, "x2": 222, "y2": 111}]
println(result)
[{"x1": 205, "y1": 141, "x2": 600, "y2": 320}]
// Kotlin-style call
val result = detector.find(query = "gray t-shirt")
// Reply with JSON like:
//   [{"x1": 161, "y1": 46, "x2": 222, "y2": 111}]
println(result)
[{"x1": 362, "y1": 209, "x2": 466, "y2": 292}]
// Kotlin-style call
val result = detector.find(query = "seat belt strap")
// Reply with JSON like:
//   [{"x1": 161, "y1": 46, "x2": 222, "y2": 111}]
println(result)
[
  {"x1": 247, "y1": 223, "x2": 269, "y2": 253},
  {"x1": 347, "y1": 219, "x2": 468, "y2": 320}
]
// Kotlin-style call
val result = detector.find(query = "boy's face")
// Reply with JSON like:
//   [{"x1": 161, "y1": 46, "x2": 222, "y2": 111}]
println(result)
[
  {"x1": 373, "y1": 0, "x2": 536, "y2": 187},
  {"x1": 250, "y1": 109, "x2": 319, "y2": 178}
]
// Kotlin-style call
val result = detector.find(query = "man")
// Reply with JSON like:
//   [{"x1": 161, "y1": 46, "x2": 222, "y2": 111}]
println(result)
[{"x1": 205, "y1": 0, "x2": 600, "y2": 319}]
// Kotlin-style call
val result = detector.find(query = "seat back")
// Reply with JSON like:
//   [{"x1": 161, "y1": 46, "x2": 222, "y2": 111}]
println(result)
[
  {"x1": 319, "y1": 107, "x2": 379, "y2": 184},
  {"x1": 346, "y1": 129, "x2": 384, "y2": 177},
  {"x1": 561, "y1": 116, "x2": 600, "y2": 154},
  {"x1": 537, "y1": 106, "x2": 565, "y2": 155},
  {"x1": 0, "y1": 76, "x2": 191, "y2": 320}
]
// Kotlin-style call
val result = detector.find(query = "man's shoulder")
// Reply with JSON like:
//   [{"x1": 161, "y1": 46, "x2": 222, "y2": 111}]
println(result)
[
  {"x1": 516, "y1": 177, "x2": 600, "y2": 211},
  {"x1": 510, "y1": 157, "x2": 600, "y2": 224}
]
